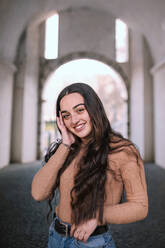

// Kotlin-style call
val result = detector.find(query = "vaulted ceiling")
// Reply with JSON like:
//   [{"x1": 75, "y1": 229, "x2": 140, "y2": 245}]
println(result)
[{"x1": 0, "y1": 0, "x2": 165, "y2": 64}]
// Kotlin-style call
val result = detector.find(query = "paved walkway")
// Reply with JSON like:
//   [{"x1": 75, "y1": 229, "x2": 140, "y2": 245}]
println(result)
[{"x1": 0, "y1": 161, "x2": 164, "y2": 248}]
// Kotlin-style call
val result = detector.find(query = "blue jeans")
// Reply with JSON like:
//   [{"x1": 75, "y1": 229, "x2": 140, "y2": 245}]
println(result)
[{"x1": 48, "y1": 216, "x2": 116, "y2": 248}]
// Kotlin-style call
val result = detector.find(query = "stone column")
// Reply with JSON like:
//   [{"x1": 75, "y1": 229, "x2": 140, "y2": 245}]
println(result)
[
  {"x1": 11, "y1": 24, "x2": 39, "y2": 163},
  {"x1": 0, "y1": 61, "x2": 16, "y2": 168},
  {"x1": 59, "y1": 7, "x2": 116, "y2": 59},
  {"x1": 151, "y1": 60, "x2": 165, "y2": 168},
  {"x1": 130, "y1": 31, "x2": 154, "y2": 161}
]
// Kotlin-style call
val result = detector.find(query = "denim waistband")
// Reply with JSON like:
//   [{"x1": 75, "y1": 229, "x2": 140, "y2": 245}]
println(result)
[{"x1": 53, "y1": 214, "x2": 109, "y2": 237}]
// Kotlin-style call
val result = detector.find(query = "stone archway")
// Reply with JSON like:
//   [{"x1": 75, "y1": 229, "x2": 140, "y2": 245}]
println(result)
[
  {"x1": 12, "y1": 6, "x2": 130, "y2": 161},
  {"x1": 39, "y1": 52, "x2": 130, "y2": 156},
  {"x1": 40, "y1": 51, "x2": 129, "y2": 86}
]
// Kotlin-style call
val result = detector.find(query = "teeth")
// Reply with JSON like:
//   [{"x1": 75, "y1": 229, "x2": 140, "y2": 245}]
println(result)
[{"x1": 75, "y1": 124, "x2": 84, "y2": 130}]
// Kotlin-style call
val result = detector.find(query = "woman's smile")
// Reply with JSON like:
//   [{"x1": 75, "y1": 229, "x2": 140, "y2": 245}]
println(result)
[{"x1": 73, "y1": 122, "x2": 86, "y2": 132}]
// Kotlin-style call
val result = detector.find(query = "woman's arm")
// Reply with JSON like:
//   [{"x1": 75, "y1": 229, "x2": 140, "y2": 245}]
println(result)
[
  {"x1": 31, "y1": 143, "x2": 70, "y2": 201},
  {"x1": 32, "y1": 111, "x2": 75, "y2": 202},
  {"x1": 103, "y1": 152, "x2": 148, "y2": 224}
]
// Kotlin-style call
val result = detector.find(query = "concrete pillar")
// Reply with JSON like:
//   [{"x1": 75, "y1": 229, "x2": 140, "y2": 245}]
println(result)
[
  {"x1": 59, "y1": 7, "x2": 116, "y2": 59},
  {"x1": 130, "y1": 32, "x2": 154, "y2": 161},
  {"x1": 0, "y1": 61, "x2": 16, "y2": 168},
  {"x1": 11, "y1": 25, "x2": 39, "y2": 163},
  {"x1": 151, "y1": 61, "x2": 165, "y2": 168}
]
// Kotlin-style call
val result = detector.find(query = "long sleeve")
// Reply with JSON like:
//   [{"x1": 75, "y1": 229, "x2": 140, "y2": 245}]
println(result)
[
  {"x1": 103, "y1": 152, "x2": 148, "y2": 224},
  {"x1": 31, "y1": 143, "x2": 70, "y2": 201}
]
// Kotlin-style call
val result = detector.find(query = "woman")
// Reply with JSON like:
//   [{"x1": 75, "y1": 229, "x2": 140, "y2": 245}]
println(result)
[{"x1": 31, "y1": 82, "x2": 148, "y2": 248}]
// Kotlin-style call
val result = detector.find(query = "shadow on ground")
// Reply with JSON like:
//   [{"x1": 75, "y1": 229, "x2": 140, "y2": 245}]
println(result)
[{"x1": 0, "y1": 162, "x2": 165, "y2": 248}]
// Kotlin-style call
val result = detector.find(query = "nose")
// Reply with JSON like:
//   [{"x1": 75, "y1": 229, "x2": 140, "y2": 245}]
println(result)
[{"x1": 71, "y1": 113, "x2": 79, "y2": 125}]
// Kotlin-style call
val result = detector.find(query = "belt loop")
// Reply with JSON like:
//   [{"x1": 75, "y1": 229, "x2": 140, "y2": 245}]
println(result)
[
  {"x1": 54, "y1": 217, "x2": 70, "y2": 237},
  {"x1": 65, "y1": 223, "x2": 68, "y2": 237},
  {"x1": 61, "y1": 221, "x2": 69, "y2": 237}
]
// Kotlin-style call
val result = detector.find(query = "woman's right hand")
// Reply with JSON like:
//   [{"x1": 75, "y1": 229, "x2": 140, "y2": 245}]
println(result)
[{"x1": 56, "y1": 111, "x2": 75, "y2": 147}]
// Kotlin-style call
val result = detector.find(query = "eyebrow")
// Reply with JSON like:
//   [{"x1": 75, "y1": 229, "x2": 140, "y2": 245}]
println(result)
[{"x1": 61, "y1": 103, "x2": 85, "y2": 114}]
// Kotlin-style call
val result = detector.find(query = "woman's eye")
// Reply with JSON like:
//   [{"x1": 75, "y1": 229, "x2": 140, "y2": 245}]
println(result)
[
  {"x1": 77, "y1": 108, "x2": 85, "y2": 113},
  {"x1": 62, "y1": 114, "x2": 70, "y2": 120}
]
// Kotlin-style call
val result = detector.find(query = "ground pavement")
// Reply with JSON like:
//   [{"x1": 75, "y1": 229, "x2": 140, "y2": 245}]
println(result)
[{"x1": 0, "y1": 161, "x2": 164, "y2": 248}]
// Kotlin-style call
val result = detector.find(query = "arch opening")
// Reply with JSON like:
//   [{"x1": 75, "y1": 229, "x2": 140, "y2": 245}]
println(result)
[{"x1": 40, "y1": 58, "x2": 128, "y2": 156}]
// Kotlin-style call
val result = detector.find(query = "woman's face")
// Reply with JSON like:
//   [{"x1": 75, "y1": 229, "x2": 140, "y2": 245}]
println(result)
[{"x1": 60, "y1": 93, "x2": 92, "y2": 142}]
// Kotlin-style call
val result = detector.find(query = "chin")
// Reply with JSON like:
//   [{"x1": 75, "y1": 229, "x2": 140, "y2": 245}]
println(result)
[
  {"x1": 71, "y1": 128, "x2": 92, "y2": 140},
  {"x1": 79, "y1": 131, "x2": 92, "y2": 141}
]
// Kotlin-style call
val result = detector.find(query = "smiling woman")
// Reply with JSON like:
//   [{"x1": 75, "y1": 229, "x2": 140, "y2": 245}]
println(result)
[{"x1": 31, "y1": 82, "x2": 148, "y2": 248}]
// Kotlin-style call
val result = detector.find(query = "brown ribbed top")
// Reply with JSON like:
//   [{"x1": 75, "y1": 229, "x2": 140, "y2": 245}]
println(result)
[{"x1": 32, "y1": 143, "x2": 148, "y2": 225}]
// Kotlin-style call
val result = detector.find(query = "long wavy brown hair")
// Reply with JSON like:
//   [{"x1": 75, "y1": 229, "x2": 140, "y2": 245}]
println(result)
[{"x1": 44, "y1": 82, "x2": 139, "y2": 225}]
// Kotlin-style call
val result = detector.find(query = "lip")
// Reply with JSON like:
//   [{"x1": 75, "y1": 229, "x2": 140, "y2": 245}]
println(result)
[{"x1": 74, "y1": 123, "x2": 85, "y2": 132}]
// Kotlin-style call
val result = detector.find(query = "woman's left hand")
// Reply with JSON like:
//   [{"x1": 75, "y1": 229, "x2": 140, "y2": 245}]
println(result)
[{"x1": 70, "y1": 218, "x2": 98, "y2": 243}]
